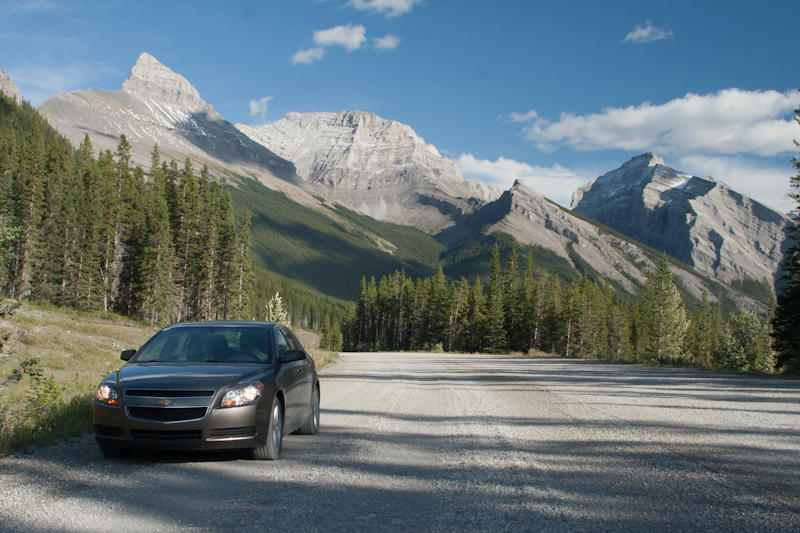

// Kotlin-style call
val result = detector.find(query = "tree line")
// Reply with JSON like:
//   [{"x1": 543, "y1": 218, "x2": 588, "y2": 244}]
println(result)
[
  {"x1": 343, "y1": 246, "x2": 777, "y2": 374},
  {"x1": 0, "y1": 94, "x2": 253, "y2": 323}
]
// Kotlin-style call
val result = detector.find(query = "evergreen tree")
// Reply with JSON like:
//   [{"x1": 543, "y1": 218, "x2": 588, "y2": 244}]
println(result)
[
  {"x1": 686, "y1": 293, "x2": 717, "y2": 368},
  {"x1": 771, "y1": 107, "x2": 800, "y2": 372},
  {"x1": 718, "y1": 309, "x2": 773, "y2": 373},
  {"x1": 639, "y1": 255, "x2": 688, "y2": 363},
  {"x1": 483, "y1": 244, "x2": 507, "y2": 352},
  {"x1": 462, "y1": 276, "x2": 486, "y2": 352}
]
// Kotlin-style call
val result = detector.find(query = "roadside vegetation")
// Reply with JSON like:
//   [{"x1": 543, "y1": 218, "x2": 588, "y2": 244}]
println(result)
[
  {"x1": 0, "y1": 302, "x2": 156, "y2": 455},
  {"x1": 343, "y1": 250, "x2": 780, "y2": 375},
  {"x1": 0, "y1": 300, "x2": 337, "y2": 457}
]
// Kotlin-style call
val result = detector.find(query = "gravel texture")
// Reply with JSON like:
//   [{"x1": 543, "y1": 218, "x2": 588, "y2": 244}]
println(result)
[{"x1": 1, "y1": 353, "x2": 799, "y2": 532}]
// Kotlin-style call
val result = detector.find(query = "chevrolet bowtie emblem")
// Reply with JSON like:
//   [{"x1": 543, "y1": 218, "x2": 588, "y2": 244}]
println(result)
[{"x1": 158, "y1": 399, "x2": 173, "y2": 406}]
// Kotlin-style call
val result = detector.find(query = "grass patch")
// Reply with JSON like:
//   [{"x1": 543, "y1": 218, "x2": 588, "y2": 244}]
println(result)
[
  {"x1": 0, "y1": 302, "x2": 157, "y2": 457},
  {"x1": 307, "y1": 348, "x2": 339, "y2": 369}
]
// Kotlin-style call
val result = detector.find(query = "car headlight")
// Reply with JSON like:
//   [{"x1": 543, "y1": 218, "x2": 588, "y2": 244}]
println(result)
[
  {"x1": 95, "y1": 382, "x2": 119, "y2": 406},
  {"x1": 221, "y1": 382, "x2": 263, "y2": 408}
]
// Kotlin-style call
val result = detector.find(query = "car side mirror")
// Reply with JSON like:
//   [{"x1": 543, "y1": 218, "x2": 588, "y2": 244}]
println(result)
[
  {"x1": 280, "y1": 349, "x2": 306, "y2": 363},
  {"x1": 121, "y1": 349, "x2": 136, "y2": 361}
]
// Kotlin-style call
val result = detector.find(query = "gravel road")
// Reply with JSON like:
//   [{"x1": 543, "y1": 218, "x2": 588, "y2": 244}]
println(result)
[{"x1": 1, "y1": 353, "x2": 799, "y2": 532}]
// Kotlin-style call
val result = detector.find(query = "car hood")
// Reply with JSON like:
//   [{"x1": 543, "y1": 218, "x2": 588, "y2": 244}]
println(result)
[{"x1": 116, "y1": 363, "x2": 266, "y2": 391}]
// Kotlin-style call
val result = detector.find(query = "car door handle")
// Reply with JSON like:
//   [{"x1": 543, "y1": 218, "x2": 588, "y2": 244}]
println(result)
[{"x1": 296, "y1": 368, "x2": 302, "y2": 374}]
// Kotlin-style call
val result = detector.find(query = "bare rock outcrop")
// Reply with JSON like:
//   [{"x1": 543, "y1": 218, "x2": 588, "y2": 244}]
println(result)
[
  {"x1": 237, "y1": 111, "x2": 500, "y2": 231},
  {"x1": 0, "y1": 68, "x2": 20, "y2": 103},
  {"x1": 571, "y1": 153, "x2": 792, "y2": 291}
]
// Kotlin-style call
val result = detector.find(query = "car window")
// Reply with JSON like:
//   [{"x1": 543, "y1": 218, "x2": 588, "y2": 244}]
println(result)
[
  {"x1": 274, "y1": 329, "x2": 289, "y2": 359},
  {"x1": 132, "y1": 326, "x2": 272, "y2": 363},
  {"x1": 282, "y1": 328, "x2": 304, "y2": 352}
]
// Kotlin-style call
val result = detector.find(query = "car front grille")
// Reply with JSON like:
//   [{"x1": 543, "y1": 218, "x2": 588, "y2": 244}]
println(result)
[
  {"x1": 127, "y1": 406, "x2": 207, "y2": 422},
  {"x1": 124, "y1": 389, "x2": 214, "y2": 398},
  {"x1": 130, "y1": 429, "x2": 203, "y2": 441}
]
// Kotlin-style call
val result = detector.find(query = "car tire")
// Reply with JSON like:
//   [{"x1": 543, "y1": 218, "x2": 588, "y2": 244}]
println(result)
[
  {"x1": 296, "y1": 384, "x2": 320, "y2": 435},
  {"x1": 97, "y1": 441, "x2": 130, "y2": 459},
  {"x1": 252, "y1": 396, "x2": 283, "y2": 460}
]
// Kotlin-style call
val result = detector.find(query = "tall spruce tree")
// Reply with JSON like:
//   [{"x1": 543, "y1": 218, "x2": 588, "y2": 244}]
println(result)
[
  {"x1": 771, "y1": 107, "x2": 800, "y2": 372},
  {"x1": 639, "y1": 254, "x2": 688, "y2": 363},
  {"x1": 483, "y1": 244, "x2": 507, "y2": 352}
]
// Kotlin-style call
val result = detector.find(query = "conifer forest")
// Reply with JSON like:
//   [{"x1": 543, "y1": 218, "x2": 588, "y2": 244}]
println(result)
[{"x1": 1, "y1": 93, "x2": 797, "y2": 375}]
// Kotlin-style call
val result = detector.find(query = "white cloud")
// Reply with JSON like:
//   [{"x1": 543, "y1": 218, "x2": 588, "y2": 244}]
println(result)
[
  {"x1": 291, "y1": 47, "x2": 326, "y2": 65},
  {"x1": 676, "y1": 154, "x2": 796, "y2": 214},
  {"x1": 456, "y1": 153, "x2": 591, "y2": 206},
  {"x1": 313, "y1": 24, "x2": 366, "y2": 51},
  {"x1": 373, "y1": 34, "x2": 401, "y2": 50},
  {"x1": 6, "y1": 61, "x2": 116, "y2": 105},
  {"x1": 248, "y1": 96, "x2": 274, "y2": 123},
  {"x1": 513, "y1": 88, "x2": 798, "y2": 157},
  {"x1": 623, "y1": 20, "x2": 673, "y2": 43},
  {"x1": 347, "y1": 0, "x2": 421, "y2": 18}
]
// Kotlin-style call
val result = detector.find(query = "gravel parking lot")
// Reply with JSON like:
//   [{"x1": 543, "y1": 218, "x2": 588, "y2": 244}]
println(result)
[{"x1": 1, "y1": 353, "x2": 799, "y2": 532}]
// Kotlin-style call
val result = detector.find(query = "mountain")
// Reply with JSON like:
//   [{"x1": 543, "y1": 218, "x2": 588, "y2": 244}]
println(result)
[
  {"x1": 0, "y1": 69, "x2": 20, "y2": 103},
  {"x1": 37, "y1": 53, "x2": 310, "y2": 204},
  {"x1": 237, "y1": 110, "x2": 499, "y2": 232},
  {"x1": 571, "y1": 153, "x2": 792, "y2": 294},
  {"x1": 438, "y1": 179, "x2": 764, "y2": 311},
  {"x1": 33, "y1": 53, "x2": 773, "y2": 310}
]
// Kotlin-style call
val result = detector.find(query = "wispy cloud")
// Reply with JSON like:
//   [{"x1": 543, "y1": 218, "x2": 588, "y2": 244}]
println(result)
[
  {"x1": 456, "y1": 153, "x2": 590, "y2": 206},
  {"x1": 676, "y1": 154, "x2": 795, "y2": 214},
  {"x1": 511, "y1": 88, "x2": 798, "y2": 157},
  {"x1": 4, "y1": 0, "x2": 60, "y2": 14},
  {"x1": 347, "y1": 0, "x2": 421, "y2": 18},
  {"x1": 313, "y1": 24, "x2": 366, "y2": 51},
  {"x1": 292, "y1": 24, "x2": 367, "y2": 65},
  {"x1": 373, "y1": 34, "x2": 401, "y2": 51},
  {"x1": 623, "y1": 20, "x2": 673, "y2": 43},
  {"x1": 5, "y1": 61, "x2": 117, "y2": 105},
  {"x1": 248, "y1": 96, "x2": 274, "y2": 123},
  {"x1": 291, "y1": 47, "x2": 326, "y2": 65}
]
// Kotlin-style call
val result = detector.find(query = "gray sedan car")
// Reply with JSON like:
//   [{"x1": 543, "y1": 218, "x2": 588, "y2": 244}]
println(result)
[{"x1": 93, "y1": 322, "x2": 320, "y2": 460}]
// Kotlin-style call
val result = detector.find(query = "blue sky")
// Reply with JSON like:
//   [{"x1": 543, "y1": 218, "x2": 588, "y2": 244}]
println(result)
[{"x1": 1, "y1": 0, "x2": 798, "y2": 212}]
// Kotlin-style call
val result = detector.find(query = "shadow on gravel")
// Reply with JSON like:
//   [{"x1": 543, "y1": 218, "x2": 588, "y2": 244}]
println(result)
[
  {"x1": 3, "y1": 426, "x2": 799, "y2": 532},
  {"x1": 2, "y1": 355, "x2": 799, "y2": 532}
]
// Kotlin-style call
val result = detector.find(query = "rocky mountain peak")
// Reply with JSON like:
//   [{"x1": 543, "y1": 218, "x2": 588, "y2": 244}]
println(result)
[
  {"x1": 0, "y1": 68, "x2": 20, "y2": 103},
  {"x1": 122, "y1": 52, "x2": 214, "y2": 115},
  {"x1": 624, "y1": 152, "x2": 665, "y2": 168}
]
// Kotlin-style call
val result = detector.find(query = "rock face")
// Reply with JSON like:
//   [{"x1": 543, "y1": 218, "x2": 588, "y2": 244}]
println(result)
[
  {"x1": 38, "y1": 53, "x2": 300, "y2": 199},
  {"x1": 237, "y1": 111, "x2": 500, "y2": 231},
  {"x1": 0, "y1": 68, "x2": 20, "y2": 103},
  {"x1": 571, "y1": 153, "x2": 793, "y2": 290}
]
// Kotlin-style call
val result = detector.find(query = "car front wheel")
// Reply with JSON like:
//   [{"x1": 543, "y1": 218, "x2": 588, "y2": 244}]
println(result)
[{"x1": 252, "y1": 397, "x2": 283, "y2": 460}]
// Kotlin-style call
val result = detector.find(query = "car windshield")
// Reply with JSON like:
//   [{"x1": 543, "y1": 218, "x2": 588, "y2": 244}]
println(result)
[{"x1": 131, "y1": 326, "x2": 272, "y2": 364}]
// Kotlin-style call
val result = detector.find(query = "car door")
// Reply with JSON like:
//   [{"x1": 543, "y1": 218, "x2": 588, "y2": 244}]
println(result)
[
  {"x1": 282, "y1": 327, "x2": 314, "y2": 421},
  {"x1": 274, "y1": 328, "x2": 304, "y2": 431}
]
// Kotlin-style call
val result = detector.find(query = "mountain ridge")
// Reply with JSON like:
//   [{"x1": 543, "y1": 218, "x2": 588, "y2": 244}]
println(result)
[
  {"x1": 571, "y1": 153, "x2": 792, "y2": 291},
  {"x1": 237, "y1": 109, "x2": 500, "y2": 232}
]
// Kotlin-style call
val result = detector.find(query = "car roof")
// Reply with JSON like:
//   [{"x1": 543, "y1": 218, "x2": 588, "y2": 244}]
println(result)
[{"x1": 161, "y1": 321, "x2": 281, "y2": 330}]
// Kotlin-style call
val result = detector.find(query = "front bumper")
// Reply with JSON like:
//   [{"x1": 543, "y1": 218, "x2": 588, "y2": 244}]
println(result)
[{"x1": 93, "y1": 400, "x2": 269, "y2": 451}]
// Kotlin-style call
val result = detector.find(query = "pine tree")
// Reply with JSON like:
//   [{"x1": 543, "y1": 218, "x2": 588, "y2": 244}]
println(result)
[
  {"x1": 771, "y1": 107, "x2": 800, "y2": 372},
  {"x1": 719, "y1": 309, "x2": 773, "y2": 373},
  {"x1": 462, "y1": 276, "x2": 486, "y2": 352},
  {"x1": 686, "y1": 293, "x2": 717, "y2": 368},
  {"x1": 639, "y1": 255, "x2": 688, "y2": 363},
  {"x1": 483, "y1": 244, "x2": 507, "y2": 352},
  {"x1": 233, "y1": 212, "x2": 253, "y2": 320}
]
